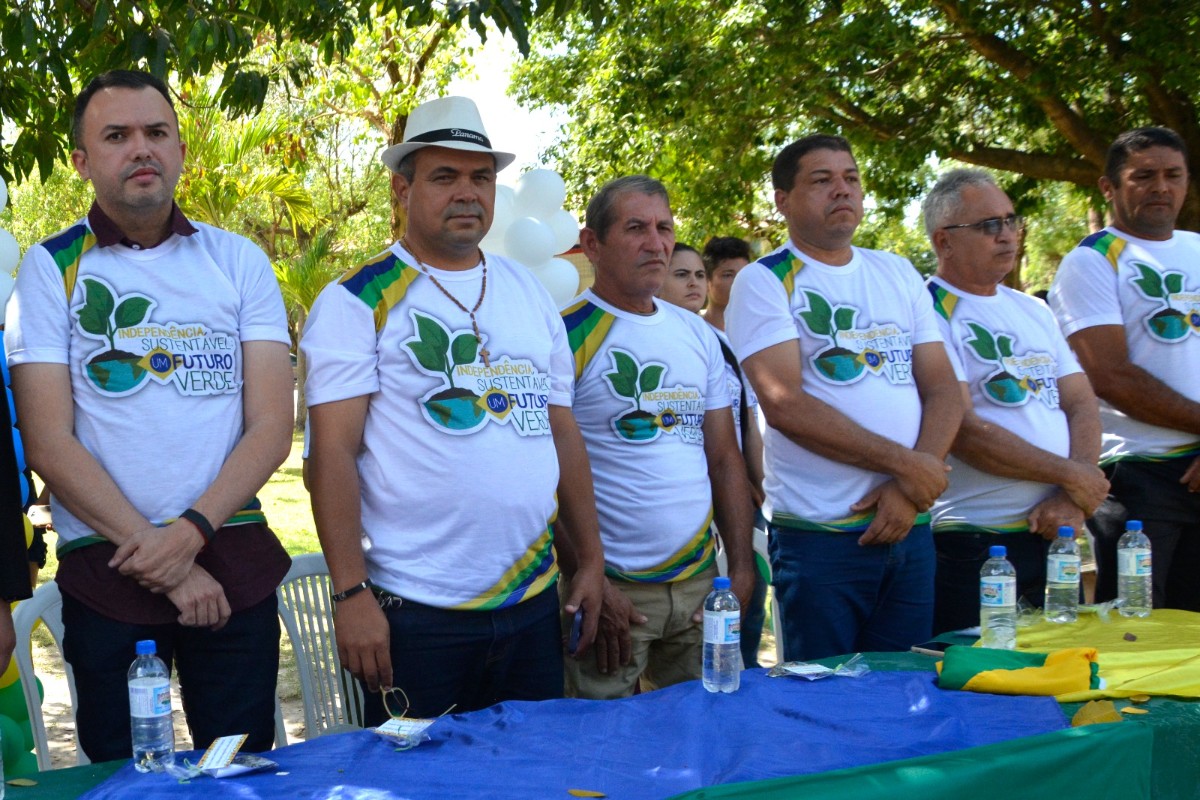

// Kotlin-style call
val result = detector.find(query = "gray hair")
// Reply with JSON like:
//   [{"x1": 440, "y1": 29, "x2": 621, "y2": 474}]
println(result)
[
  {"x1": 921, "y1": 169, "x2": 1000, "y2": 239},
  {"x1": 585, "y1": 175, "x2": 670, "y2": 241}
]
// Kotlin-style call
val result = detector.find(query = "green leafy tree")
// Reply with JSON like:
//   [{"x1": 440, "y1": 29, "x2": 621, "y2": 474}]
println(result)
[
  {"x1": 0, "y1": 0, "x2": 601, "y2": 184},
  {"x1": 514, "y1": 0, "x2": 1200, "y2": 250},
  {"x1": 274, "y1": 230, "x2": 348, "y2": 429}
]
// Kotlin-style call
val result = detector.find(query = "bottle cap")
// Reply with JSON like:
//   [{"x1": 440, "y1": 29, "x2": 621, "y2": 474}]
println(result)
[
  {"x1": 989, "y1": 545, "x2": 1007, "y2": 558},
  {"x1": 713, "y1": 576, "x2": 731, "y2": 590},
  {"x1": 1057, "y1": 526, "x2": 1075, "y2": 538},
  {"x1": 135, "y1": 640, "x2": 157, "y2": 656},
  {"x1": 1126, "y1": 520, "x2": 1143, "y2": 532}
]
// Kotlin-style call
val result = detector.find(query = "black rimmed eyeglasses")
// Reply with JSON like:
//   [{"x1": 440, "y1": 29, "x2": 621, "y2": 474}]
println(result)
[{"x1": 941, "y1": 214, "x2": 1025, "y2": 235}]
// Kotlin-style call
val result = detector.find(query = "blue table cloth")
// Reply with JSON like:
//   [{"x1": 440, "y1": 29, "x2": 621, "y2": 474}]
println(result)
[{"x1": 81, "y1": 669, "x2": 1067, "y2": 799}]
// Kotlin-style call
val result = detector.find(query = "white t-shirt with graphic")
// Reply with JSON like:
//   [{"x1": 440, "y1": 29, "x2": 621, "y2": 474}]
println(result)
[
  {"x1": 301, "y1": 244, "x2": 571, "y2": 609},
  {"x1": 564, "y1": 289, "x2": 728, "y2": 580},
  {"x1": 5, "y1": 220, "x2": 289, "y2": 544},
  {"x1": 1050, "y1": 227, "x2": 1200, "y2": 461},
  {"x1": 928, "y1": 277, "x2": 1081, "y2": 532},
  {"x1": 726, "y1": 241, "x2": 941, "y2": 529}
]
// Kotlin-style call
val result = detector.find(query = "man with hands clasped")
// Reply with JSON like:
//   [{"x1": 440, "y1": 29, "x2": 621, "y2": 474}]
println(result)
[{"x1": 726, "y1": 135, "x2": 962, "y2": 661}]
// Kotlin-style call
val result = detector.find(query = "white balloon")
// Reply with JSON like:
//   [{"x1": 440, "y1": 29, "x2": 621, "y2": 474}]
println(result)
[
  {"x1": 0, "y1": 228, "x2": 20, "y2": 276},
  {"x1": 0, "y1": 176, "x2": 7, "y2": 215},
  {"x1": 546, "y1": 209, "x2": 580, "y2": 255},
  {"x1": 504, "y1": 216, "x2": 556, "y2": 267},
  {"x1": 0, "y1": 270, "x2": 13, "y2": 325},
  {"x1": 491, "y1": 185, "x2": 515, "y2": 238},
  {"x1": 513, "y1": 169, "x2": 567, "y2": 220},
  {"x1": 479, "y1": 228, "x2": 509, "y2": 258},
  {"x1": 531, "y1": 258, "x2": 580, "y2": 308}
]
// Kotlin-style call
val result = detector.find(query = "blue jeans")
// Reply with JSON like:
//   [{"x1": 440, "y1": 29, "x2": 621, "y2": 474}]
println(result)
[
  {"x1": 769, "y1": 523, "x2": 934, "y2": 661},
  {"x1": 361, "y1": 586, "x2": 563, "y2": 725},
  {"x1": 61, "y1": 590, "x2": 280, "y2": 762},
  {"x1": 933, "y1": 531, "x2": 1049, "y2": 635},
  {"x1": 1090, "y1": 458, "x2": 1200, "y2": 610}
]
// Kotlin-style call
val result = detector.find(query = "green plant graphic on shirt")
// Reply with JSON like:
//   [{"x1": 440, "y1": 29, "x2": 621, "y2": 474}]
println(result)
[
  {"x1": 965, "y1": 323, "x2": 1032, "y2": 405},
  {"x1": 604, "y1": 349, "x2": 668, "y2": 441},
  {"x1": 403, "y1": 311, "x2": 486, "y2": 430},
  {"x1": 1129, "y1": 261, "x2": 1194, "y2": 341},
  {"x1": 75, "y1": 278, "x2": 154, "y2": 394},
  {"x1": 799, "y1": 291, "x2": 871, "y2": 382}
]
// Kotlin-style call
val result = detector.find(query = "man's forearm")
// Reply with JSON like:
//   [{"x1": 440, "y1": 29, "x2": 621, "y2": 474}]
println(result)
[
  {"x1": 1096, "y1": 361, "x2": 1200, "y2": 433},
  {"x1": 762, "y1": 392, "x2": 919, "y2": 478},
  {"x1": 954, "y1": 412, "x2": 1083, "y2": 484},
  {"x1": 310, "y1": 448, "x2": 372, "y2": 593},
  {"x1": 548, "y1": 406, "x2": 605, "y2": 578},
  {"x1": 709, "y1": 451, "x2": 755, "y2": 575}
]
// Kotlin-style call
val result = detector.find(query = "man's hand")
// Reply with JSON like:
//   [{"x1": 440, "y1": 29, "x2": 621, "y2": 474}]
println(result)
[
  {"x1": 165, "y1": 565, "x2": 231, "y2": 629},
  {"x1": 593, "y1": 580, "x2": 647, "y2": 676},
  {"x1": 1027, "y1": 490, "x2": 1087, "y2": 540},
  {"x1": 692, "y1": 566, "x2": 756, "y2": 624},
  {"x1": 562, "y1": 562, "x2": 605, "y2": 659},
  {"x1": 110, "y1": 520, "x2": 204, "y2": 592},
  {"x1": 893, "y1": 451, "x2": 950, "y2": 512},
  {"x1": 1181, "y1": 455, "x2": 1200, "y2": 493},
  {"x1": 852, "y1": 480, "x2": 919, "y2": 546},
  {"x1": 1060, "y1": 461, "x2": 1109, "y2": 516},
  {"x1": 333, "y1": 590, "x2": 392, "y2": 694}
]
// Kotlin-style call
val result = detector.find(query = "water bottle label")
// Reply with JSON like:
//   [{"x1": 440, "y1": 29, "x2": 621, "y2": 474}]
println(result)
[
  {"x1": 129, "y1": 680, "x2": 172, "y2": 718},
  {"x1": 1048, "y1": 554, "x2": 1080, "y2": 583},
  {"x1": 980, "y1": 576, "x2": 1016, "y2": 607},
  {"x1": 704, "y1": 610, "x2": 740, "y2": 644},
  {"x1": 1118, "y1": 548, "x2": 1151, "y2": 576}
]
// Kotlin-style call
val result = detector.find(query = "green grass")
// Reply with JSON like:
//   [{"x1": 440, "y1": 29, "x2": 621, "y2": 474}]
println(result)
[{"x1": 259, "y1": 431, "x2": 320, "y2": 555}]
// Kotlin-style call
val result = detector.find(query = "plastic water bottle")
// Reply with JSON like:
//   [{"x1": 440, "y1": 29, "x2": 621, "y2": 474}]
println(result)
[
  {"x1": 703, "y1": 576, "x2": 741, "y2": 693},
  {"x1": 1045, "y1": 526, "x2": 1081, "y2": 623},
  {"x1": 128, "y1": 640, "x2": 174, "y2": 772},
  {"x1": 980, "y1": 545, "x2": 1017, "y2": 649},
  {"x1": 1117, "y1": 520, "x2": 1152, "y2": 618}
]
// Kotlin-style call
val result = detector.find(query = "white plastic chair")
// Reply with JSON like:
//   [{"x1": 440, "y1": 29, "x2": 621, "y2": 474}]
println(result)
[
  {"x1": 12, "y1": 580, "x2": 89, "y2": 771},
  {"x1": 276, "y1": 552, "x2": 364, "y2": 739}
]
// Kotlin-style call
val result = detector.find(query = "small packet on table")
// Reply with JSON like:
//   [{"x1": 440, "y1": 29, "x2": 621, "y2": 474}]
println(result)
[
  {"x1": 768, "y1": 652, "x2": 871, "y2": 680},
  {"x1": 164, "y1": 734, "x2": 279, "y2": 781},
  {"x1": 373, "y1": 717, "x2": 438, "y2": 749}
]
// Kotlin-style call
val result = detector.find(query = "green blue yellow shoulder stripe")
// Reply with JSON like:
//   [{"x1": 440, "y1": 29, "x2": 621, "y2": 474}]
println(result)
[
  {"x1": 758, "y1": 248, "x2": 805, "y2": 296},
  {"x1": 928, "y1": 281, "x2": 960, "y2": 321},
  {"x1": 1078, "y1": 230, "x2": 1126, "y2": 272},
  {"x1": 40, "y1": 223, "x2": 95, "y2": 299},
  {"x1": 338, "y1": 249, "x2": 421, "y2": 331},
  {"x1": 562, "y1": 298, "x2": 616, "y2": 380}
]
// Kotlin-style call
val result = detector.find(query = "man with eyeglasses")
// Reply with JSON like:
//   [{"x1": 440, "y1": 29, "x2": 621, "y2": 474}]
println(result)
[
  {"x1": 923, "y1": 169, "x2": 1107, "y2": 634},
  {"x1": 726, "y1": 134, "x2": 961, "y2": 661},
  {"x1": 1050, "y1": 127, "x2": 1200, "y2": 611}
]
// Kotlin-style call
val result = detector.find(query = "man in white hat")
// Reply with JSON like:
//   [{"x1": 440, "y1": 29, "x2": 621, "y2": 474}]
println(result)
[{"x1": 302, "y1": 96, "x2": 606, "y2": 721}]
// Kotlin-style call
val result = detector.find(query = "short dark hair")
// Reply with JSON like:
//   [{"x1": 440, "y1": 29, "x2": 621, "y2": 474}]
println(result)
[
  {"x1": 671, "y1": 243, "x2": 698, "y2": 261},
  {"x1": 585, "y1": 175, "x2": 670, "y2": 241},
  {"x1": 1105, "y1": 127, "x2": 1189, "y2": 186},
  {"x1": 73, "y1": 70, "x2": 175, "y2": 148},
  {"x1": 701, "y1": 236, "x2": 752, "y2": 276},
  {"x1": 772, "y1": 134, "x2": 854, "y2": 192}
]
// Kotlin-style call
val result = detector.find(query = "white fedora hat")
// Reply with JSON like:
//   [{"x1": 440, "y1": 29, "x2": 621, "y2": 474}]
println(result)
[{"x1": 380, "y1": 96, "x2": 515, "y2": 174}]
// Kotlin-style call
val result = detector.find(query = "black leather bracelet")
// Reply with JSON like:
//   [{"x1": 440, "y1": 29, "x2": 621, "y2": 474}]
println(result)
[
  {"x1": 331, "y1": 581, "x2": 371, "y2": 603},
  {"x1": 179, "y1": 508, "x2": 216, "y2": 544}
]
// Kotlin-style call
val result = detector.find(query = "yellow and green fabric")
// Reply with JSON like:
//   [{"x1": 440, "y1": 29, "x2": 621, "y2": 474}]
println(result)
[{"x1": 936, "y1": 646, "x2": 1100, "y2": 697}]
